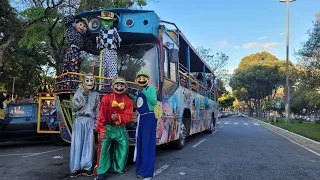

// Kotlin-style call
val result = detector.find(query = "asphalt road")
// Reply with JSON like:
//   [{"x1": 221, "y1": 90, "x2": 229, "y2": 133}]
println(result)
[{"x1": 1, "y1": 116, "x2": 320, "y2": 180}]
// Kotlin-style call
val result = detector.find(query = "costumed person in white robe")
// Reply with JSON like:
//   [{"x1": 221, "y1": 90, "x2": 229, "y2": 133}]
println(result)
[{"x1": 70, "y1": 73, "x2": 100, "y2": 177}]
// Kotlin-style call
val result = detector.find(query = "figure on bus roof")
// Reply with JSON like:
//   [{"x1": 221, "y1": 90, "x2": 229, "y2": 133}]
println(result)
[
  {"x1": 70, "y1": 73, "x2": 100, "y2": 177},
  {"x1": 129, "y1": 71, "x2": 158, "y2": 179},
  {"x1": 96, "y1": 11, "x2": 122, "y2": 92},
  {"x1": 61, "y1": 14, "x2": 92, "y2": 90},
  {"x1": 94, "y1": 77, "x2": 133, "y2": 180}
]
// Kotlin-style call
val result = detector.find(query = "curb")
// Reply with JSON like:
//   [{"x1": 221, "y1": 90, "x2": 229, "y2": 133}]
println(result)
[{"x1": 251, "y1": 117, "x2": 320, "y2": 146}]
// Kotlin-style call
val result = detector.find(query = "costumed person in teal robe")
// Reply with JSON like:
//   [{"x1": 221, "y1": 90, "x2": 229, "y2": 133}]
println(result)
[
  {"x1": 129, "y1": 71, "x2": 158, "y2": 179},
  {"x1": 70, "y1": 73, "x2": 100, "y2": 177},
  {"x1": 94, "y1": 77, "x2": 133, "y2": 180}
]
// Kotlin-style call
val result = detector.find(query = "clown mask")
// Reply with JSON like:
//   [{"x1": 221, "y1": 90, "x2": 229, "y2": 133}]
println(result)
[
  {"x1": 136, "y1": 74, "x2": 150, "y2": 87},
  {"x1": 84, "y1": 74, "x2": 95, "y2": 90},
  {"x1": 75, "y1": 19, "x2": 88, "y2": 34},
  {"x1": 112, "y1": 78, "x2": 128, "y2": 95}
]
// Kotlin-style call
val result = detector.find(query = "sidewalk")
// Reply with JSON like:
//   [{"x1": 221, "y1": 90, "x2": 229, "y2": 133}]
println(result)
[{"x1": 250, "y1": 117, "x2": 320, "y2": 156}]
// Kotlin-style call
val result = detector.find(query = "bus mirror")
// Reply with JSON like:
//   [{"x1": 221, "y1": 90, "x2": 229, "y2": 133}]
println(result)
[{"x1": 169, "y1": 49, "x2": 179, "y2": 63}]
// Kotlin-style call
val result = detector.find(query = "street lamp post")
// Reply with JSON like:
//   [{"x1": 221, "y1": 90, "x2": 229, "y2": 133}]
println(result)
[
  {"x1": 10, "y1": 77, "x2": 18, "y2": 101},
  {"x1": 280, "y1": 0, "x2": 295, "y2": 126}
]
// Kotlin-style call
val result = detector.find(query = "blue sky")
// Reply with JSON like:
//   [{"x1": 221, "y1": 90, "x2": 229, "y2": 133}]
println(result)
[{"x1": 145, "y1": 0, "x2": 320, "y2": 73}]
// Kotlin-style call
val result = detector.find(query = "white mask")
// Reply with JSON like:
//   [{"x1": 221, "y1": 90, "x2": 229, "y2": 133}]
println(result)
[{"x1": 84, "y1": 74, "x2": 95, "y2": 90}]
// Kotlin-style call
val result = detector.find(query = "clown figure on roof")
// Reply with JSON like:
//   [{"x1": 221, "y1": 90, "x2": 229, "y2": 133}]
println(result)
[
  {"x1": 61, "y1": 14, "x2": 93, "y2": 90},
  {"x1": 96, "y1": 11, "x2": 122, "y2": 92}
]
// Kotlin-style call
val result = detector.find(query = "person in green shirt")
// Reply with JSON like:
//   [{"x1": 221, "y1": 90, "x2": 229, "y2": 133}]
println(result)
[{"x1": 129, "y1": 71, "x2": 157, "y2": 179}]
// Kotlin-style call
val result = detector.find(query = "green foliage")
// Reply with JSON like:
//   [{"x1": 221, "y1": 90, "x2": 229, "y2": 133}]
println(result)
[
  {"x1": 218, "y1": 93, "x2": 235, "y2": 108},
  {"x1": 20, "y1": 6, "x2": 46, "y2": 20},
  {"x1": 19, "y1": 24, "x2": 49, "y2": 48}
]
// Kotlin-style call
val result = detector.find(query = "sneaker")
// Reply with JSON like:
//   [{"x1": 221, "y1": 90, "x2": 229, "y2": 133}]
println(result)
[
  {"x1": 81, "y1": 170, "x2": 93, "y2": 176},
  {"x1": 136, "y1": 174, "x2": 145, "y2": 179},
  {"x1": 95, "y1": 174, "x2": 105, "y2": 180},
  {"x1": 70, "y1": 171, "x2": 80, "y2": 178}
]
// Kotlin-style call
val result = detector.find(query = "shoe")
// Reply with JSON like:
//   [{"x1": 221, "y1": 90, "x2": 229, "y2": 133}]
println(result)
[
  {"x1": 95, "y1": 174, "x2": 105, "y2": 180},
  {"x1": 136, "y1": 174, "x2": 145, "y2": 179},
  {"x1": 70, "y1": 171, "x2": 80, "y2": 178},
  {"x1": 81, "y1": 170, "x2": 93, "y2": 176}
]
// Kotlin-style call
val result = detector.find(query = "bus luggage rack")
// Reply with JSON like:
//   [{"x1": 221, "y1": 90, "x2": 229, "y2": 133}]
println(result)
[
  {"x1": 178, "y1": 65, "x2": 215, "y2": 100},
  {"x1": 54, "y1": 72, "x2": 139, "y2": 94}
]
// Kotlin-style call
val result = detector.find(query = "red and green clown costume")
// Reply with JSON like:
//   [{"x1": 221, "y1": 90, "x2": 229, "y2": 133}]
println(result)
[{"x1": 94, "y1": 78, "x2": 133, "y2": 180}]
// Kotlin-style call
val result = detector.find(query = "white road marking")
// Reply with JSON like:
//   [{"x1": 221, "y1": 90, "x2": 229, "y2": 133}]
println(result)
[
  {"x1": 192, "y1": 139, "x2": 206, "y2": 148},
  {"x1": 220, "y1": 125, "x2": 223, "y2": 129},
  {"x1": 224, "y1": 122, "x2": 230, "y2": 124},
  {"x1": 253, "y1": 123, "x2": 259, "y2": 126},
  {"x1": 212, "y1": 130, "x2": 218, "y2": 134},
  {"x1": 234, "y1": 122, "x2": 238, "y2": 125},
  {"x1": 144, "y1": 164, "x2": 170, "y2": 180},
  {"x1": 262, "y1": 124, "x2": 320, "y2": 157},
  {"x1": 22, "y1": 148, "x2": 66, "y2": 158},
  {"x1": 0, "y1": 153, "x2": 34, "y2": 157},
  {"x1": 244, "y1": 123, "x2": 249, "y2": 125},
  {"x1": 217, "y1": 122, "x2": 221, "y2": 124},
  {"x1": 310, "y1": 160, "x2": 317, "y2": 163}
]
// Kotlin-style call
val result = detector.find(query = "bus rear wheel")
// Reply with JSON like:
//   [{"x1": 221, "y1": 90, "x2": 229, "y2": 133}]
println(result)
[{"x1": 172, "y1": 122, "x2": 186, "y2": 150}]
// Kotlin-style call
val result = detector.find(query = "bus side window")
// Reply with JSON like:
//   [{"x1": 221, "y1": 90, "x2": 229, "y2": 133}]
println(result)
[
  {"x1": 164, "y1": 48, "x2": 170, "y2": 79},
  {"x1": 169, "y1": 62, "x2": 177, "y2": 82}
]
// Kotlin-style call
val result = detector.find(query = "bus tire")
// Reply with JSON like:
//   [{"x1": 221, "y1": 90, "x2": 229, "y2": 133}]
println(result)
[
  {"x1": 172, "y1": 122, "x2": 186, "y2": 150},
  {"x1": 205, "y1": 113, "x2": 216, "y2": 134},
  {"x1": 51, "y1": 134, "x2": 68, "y2": 146}
]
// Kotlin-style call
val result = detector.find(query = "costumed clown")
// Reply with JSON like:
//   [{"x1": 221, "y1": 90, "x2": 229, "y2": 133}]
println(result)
[
  {"x1": 129, "y1": 71, "x2": 158, "y2": 179},
  {"x1": 96, "y1": 11, "x2": 122, "y2": 92},
  {"x1": 94, "y1": 77, "x2": 133, "y2": 180},
  {"x1": 61, "y1": 14, "x2": 92, "y2": 90},
  {"x1": 70, "y1": 73, "x2": 100, "y2": 177}
]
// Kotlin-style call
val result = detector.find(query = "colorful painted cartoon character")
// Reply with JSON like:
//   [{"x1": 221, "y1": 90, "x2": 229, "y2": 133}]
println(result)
[
  {"x1": 96, "y1": 11, "x2": 122, "y2": 92},
  {"x1": 70, "y1": 73, "x2": 100, "y2": 177},
  {"x1": 61, "y1": 14, "x2": 92, "y2": 90},
  {"x1": 129, "y1": 71, "x2": 157, "y2": 179},
  {"x1": 94, "y1": 77, "x2": 133, "y2": 180}
]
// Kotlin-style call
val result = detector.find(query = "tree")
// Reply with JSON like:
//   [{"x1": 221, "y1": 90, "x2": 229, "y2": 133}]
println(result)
[
  {"x1": 196, "y1": 46, "x2": 230, "y2": 91},
  {"x1": 218, "y1": 93, "x2": 235, "y2": 110},
  {"x1": 0, "y1": 0, "x2": 20, "y2": 73},
  {"x1": 77, "y1": 0, "x2": 149, "y2": 12},
  {"x1": 230, "y1": 52, "x2": 293, "y2": 116}
]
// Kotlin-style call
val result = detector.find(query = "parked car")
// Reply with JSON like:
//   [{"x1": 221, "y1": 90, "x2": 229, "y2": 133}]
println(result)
[{"x1": 0, "y1": 102, "x2": 66, "y2": 146}]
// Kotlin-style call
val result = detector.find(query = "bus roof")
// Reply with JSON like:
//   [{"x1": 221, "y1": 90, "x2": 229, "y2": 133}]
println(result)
[{"x1": 77, "y1": 8, "x2": 155, "y2": 16}]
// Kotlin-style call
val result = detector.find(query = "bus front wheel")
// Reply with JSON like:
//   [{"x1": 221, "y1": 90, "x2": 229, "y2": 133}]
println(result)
[{"x1": 172, "y1": 122, "x2": 186, "y2": 150}]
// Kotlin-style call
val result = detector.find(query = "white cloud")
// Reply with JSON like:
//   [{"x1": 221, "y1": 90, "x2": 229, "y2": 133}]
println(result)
[
  {"x1": 233, "y1": 46, "x2": 240, "y2": 49},
  {"x1": 214, "y1": 40, "x2": 229, "y2": 47},
  {"x1": 280, "y1": 32, "x2": 285, "y2": 36},
  {"x1": 259, "y1": 36, "x2": 268, "y2": 40},
  {"x1": 242, "y1": 42, "x2": 280, "y2": 51},
  {"x1": 227, "y1": 66, "x2": 237, "y2": 73}
]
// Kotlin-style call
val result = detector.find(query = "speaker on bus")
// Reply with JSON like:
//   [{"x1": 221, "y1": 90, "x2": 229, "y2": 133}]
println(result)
[{"x1": 88, "y1": 15, "x2": 101, "y2": 33}]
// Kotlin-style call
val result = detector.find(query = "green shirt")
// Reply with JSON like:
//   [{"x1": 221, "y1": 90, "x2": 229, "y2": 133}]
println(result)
[{"x1": 129, "y1": 85, "x2": 157, "y2": 111}]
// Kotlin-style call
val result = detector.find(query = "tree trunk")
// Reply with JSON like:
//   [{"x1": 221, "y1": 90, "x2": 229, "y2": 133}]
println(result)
[{"x1": 0, "y1": 37, "x2": 15, "y2": 72}]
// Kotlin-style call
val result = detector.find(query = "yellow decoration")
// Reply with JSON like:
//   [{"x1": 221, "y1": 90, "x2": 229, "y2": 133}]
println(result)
[
  {"x1": 153, "y1": 101, "x2": 161, "y2": 120},
  {"x1": 112, "y1": 100, "x2": 125, "y2": 109}
]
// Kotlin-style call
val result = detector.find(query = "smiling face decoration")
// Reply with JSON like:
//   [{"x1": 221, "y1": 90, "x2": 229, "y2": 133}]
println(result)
[
  {"x1": 136, "y1": 71, "x2": 150, "y2": 87},
  {"x1": 75, "y1": 19, "x2": 88, "y2": 34},
  {"x1": 84, "y1": 73, "x2": 95, "y2": 90},
  {"x1": 112, "y1": 78, "x2": 128, "y2": 95}
]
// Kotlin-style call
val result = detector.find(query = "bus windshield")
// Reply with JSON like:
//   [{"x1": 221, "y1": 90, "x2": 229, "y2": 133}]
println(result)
[{"x1": 117, "y1": 43, "x2": 159, "y2": 86}]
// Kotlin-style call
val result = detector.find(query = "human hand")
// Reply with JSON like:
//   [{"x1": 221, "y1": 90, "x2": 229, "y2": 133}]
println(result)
[
  {"x1": 83, "y1": 88, "x2": 89, "y2": 96},
  {"x1": 138, "y1": 86, "x2": 144, "y2": 92},
  {"x1": 98, "y1": 132, "x2": 106, "y2": 139},
  {"x1": 111, "y1": 112, "x2": 119, "y2": 121}
]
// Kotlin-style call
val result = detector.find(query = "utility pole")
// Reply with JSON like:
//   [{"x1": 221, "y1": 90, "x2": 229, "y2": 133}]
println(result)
[
  {"x1": 10, "y1": 77, "x2": 18, "y2": 101},
  {"x1": 279, "y1": 0, "x2": 295, "y2": 126}
]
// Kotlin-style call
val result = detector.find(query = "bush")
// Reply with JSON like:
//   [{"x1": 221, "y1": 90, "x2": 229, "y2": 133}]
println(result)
[{"x1": 315, "y1": 120, "x2": 320, "y2": 124}]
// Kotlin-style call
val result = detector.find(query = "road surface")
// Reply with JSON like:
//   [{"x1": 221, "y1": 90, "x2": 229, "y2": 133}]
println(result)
[{"x1": 1, "y1": 116, "x2": 319, "y2": 180}]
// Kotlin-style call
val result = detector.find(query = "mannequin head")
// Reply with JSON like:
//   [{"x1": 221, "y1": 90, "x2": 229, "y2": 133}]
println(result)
[
  {"x1": 135, "y1": 71, "x2": 150, "y2": 87},
  {"x1": 112, "y1": 77, "x2": 128, "y2": 95},
  {"x1": 75, "y1": 18, "x2": 88, "y2": 34},
  {"x1": 100, "y1": 11, "x2": 117, "y2": 29},
  {"x1": 83, "y1": 73, "x2": 95, "y2": 90}
]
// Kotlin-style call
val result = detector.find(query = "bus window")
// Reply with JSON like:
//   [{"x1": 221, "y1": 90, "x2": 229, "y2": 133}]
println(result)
[
  {"x1": 169, "y1": 62, "x2": 177, "y2": 82},
  {"x1": 164, "y1": 48, "x2": 170, "y2": 79}
]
